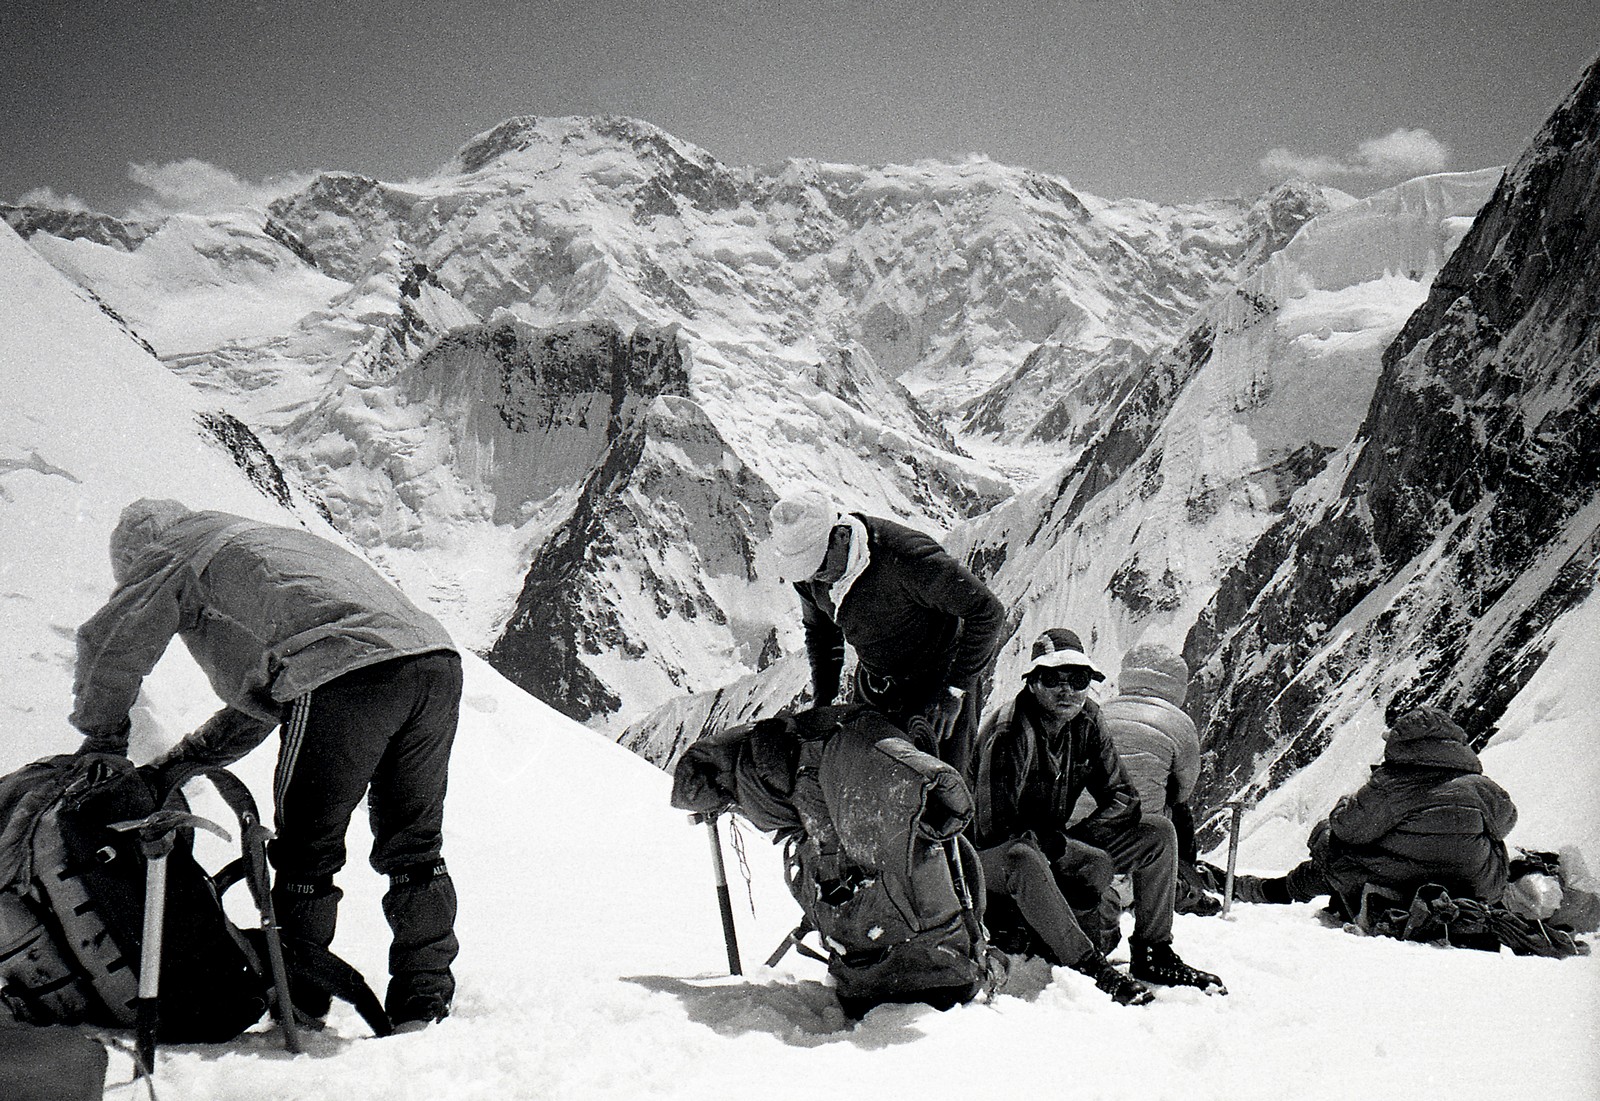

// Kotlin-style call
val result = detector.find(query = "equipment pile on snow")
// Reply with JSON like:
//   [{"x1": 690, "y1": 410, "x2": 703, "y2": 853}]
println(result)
[{"x1": 672, "y1": 705, "x2": 1003, "y2": 1017}]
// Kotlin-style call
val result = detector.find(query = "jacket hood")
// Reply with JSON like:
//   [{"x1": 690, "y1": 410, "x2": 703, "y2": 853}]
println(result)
[
  {"x1": 109, "y1": 498, "x2": 194, "y2": 584},
  {"x1": 1116, "y1": 643, "x2": 1189, "y2": 707},
  {"x1": 1383, "y1": 706, "x2": 1482, "y2": 772}
]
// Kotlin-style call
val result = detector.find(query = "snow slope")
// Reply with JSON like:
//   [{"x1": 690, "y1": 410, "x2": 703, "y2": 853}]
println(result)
[{"x1": 4, "y1": 208, "x2": 1598, "y2": 1101}]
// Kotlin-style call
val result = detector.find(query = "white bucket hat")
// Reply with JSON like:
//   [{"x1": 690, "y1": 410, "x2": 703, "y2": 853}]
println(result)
[{"x1": 1023, "y1": 628, "x2": 1106, "y2": 680}]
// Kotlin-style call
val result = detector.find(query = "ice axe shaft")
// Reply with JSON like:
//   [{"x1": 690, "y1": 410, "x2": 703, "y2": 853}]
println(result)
[
  {"x1": 133, "y1": 850, "x2": 169, "y2": 1076},
  {"x1": 691, "y1": 813, "x2": 742, "y2": 975},
  {"x1": 244, "y1": 820, "x2": 302, "y2": 1054},
  {"x1": 111, "y1": 808, "x2": 230, "y2": 1077},
  {"x1": 1222, "y1": 801, "x2": 1244, "y2": 918}
]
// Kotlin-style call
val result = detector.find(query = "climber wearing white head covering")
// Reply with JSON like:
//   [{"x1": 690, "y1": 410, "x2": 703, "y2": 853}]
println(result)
[{"x1": 761, "y1": 487, "x2": 1003, "y2": 777}]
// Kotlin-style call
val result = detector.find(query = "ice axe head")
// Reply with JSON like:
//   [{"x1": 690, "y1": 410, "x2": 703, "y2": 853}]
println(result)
[{"x1": 110, "y1": 809, "x2": 231, "y2": 856}]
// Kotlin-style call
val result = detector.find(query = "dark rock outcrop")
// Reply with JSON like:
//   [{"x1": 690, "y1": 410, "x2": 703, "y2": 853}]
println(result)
[
  {"x1": 1185, "y1": 57, "x2": 1600, "y2": 836},
  {"x1": 1, "y1": 204, "x2": 159, "y2": 251}
]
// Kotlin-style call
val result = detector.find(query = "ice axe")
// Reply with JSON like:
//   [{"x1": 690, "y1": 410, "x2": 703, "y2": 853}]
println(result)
[
  {"x1": 174, "y1": 764, "x2": 304, "y2": 1054},
  {"x1": 688, "y1": 812, "x2": 742, "y2": 975},
  {"x1": 1221, "y1": 801, "x2": 1244, "y2": 918},
  {"x1": 109, "y1": 807, "x2": 232, "y2": 1077}
]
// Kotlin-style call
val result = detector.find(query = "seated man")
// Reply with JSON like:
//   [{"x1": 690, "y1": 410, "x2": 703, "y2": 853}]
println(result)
[
  {"x1": 1100, "y1": 643, "x2": 1220, "y2": 915},
  {"x1": 1232, "y1": 705, "x2": 1517, "y2": 917},
  {"x1": 971, "y1": 629, "x2": 1225, "y2": 1003}
]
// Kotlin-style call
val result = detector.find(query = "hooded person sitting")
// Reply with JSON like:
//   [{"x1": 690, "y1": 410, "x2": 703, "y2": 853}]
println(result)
[
  {"x1": 1232, "y1": 705, "x2": 1518, "y2": 916},
  {"x1": 1099, "y1": 643, "x2": 1219, "y2": 915},
  {"x1": 761, "y1": 487, "x2": 1003, "y2": 779}
]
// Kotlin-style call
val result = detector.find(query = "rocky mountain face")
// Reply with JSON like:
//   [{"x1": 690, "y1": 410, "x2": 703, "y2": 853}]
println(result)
[
  {"x1": 948, "y1": 169, "x2": 1500, "y2": 696},
  {"x1": 959, "y1": 180, "x2": 1351, "y2": 455},
  {"x1": 1183, "y1": 58, "x2": 1599, "y2": 835},
  {"x1": 2, "y1": 203, "x2": 159, "y2": 250},
  {"x1": 617, "y1": 163, "x2": 1501, "y2": 768}
]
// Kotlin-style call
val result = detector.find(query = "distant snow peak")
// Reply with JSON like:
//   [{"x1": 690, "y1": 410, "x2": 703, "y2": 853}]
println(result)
[
  {"x1": 1, "y1": 202, "x2": 160, "y2": 251},
  {"x1": 451, "y1": 114, "x2": 722, "y2": 184},
  {"x1": 1236, "y1": 179, "x2": 1353, "y2": 275}
]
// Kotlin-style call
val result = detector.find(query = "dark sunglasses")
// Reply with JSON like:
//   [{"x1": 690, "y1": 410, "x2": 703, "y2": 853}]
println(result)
[{"x1": 1032, "y1": 666, "x2": 1095, "y2": 691}]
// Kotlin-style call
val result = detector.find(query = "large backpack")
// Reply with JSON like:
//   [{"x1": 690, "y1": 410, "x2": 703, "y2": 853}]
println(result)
[
  {"x1": 0, "y1": 754, "x2": 388, "y2": 1039},
  {"x1": 673, "y1": 706, "x2": 1000, "y2": 1017}
]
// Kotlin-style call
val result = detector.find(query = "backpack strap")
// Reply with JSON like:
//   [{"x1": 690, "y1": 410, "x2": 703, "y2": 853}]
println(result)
[
  {"x1": 271, "y1": 934, "x2": 394, "y2": 1037},
  {"x1": 159, "y1": 766, "x2": 393, "y2": 1038}
]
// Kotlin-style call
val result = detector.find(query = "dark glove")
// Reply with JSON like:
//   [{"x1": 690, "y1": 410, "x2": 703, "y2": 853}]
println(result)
[
  {"x1": 74, "y1": 717, "x2": 132, "y2": 757},
  {"x1": 926, "y1": 689, "x2": 964, "y2": 745},
  {"x1": 136, "y1": 761, "x2": 177, "y2": 800}
]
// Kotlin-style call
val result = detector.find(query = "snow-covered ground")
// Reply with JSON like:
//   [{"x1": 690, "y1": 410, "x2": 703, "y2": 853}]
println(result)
[{"x1": 2, "y1": 218, "x2": 1597, "y2": 1100}]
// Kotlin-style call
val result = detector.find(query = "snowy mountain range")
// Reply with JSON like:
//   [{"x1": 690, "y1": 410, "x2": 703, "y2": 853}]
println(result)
[
  {"x1": 5, "y1": 62, "x2": 1597, "y2": 861},
  {"x1": 0, "y1": 122, "x2": 1597, "y2": 1099},
  {"x1": 3, "y1": 115, "x2": 1278, "y2": 732}
]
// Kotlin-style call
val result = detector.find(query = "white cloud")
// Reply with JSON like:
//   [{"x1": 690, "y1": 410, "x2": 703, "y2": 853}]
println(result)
[
  {"x1": 1258, "y1": 127, "x2": 1452, "y2": 183},
  {"x1": 13, "y1": 186, "x2": 94, "y2": 212},
  {"x1": 1355, "y1": 128, "x2": 1451, "y2": 175},
  {"x1": 126, "y1": 158, "x2": 312, "y2": 217}
]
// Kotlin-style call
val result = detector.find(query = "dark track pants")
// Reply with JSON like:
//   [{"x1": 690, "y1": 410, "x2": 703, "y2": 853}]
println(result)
[
  {"x1": 979, "y1": 839, "x2": 1096, "y2": 966},
  {"x1": 268, "y1": 650, "x2": 462, "y2": 1014},
  {"x1": 1054, "y1": 816, "x2": 1179, "y2": 947}
]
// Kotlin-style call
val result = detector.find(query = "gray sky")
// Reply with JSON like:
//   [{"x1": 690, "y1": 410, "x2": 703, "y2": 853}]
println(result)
[{"x1": 4, "y1": 0, "x2": 1594, "y2": 216}]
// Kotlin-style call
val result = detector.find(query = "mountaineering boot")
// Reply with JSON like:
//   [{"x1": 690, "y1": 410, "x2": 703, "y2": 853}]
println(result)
[
  {"x1": 382, "y1": 861, "x2": 458, "y2": 1029},
  {"x1": 1070, "y1": 951, "x2": 1154, "y2": 1006},
  {"x1": 1130, "y1": 939, "x2": 1227, "y2": 994},
  {"x1": 274, "y1": 876, "x2": 343, "y2": 1024}
]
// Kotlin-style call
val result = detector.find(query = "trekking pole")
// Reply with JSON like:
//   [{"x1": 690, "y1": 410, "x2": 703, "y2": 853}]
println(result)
[
  {"x1": 1221, "y1": 801, "x2": 1244, "y2": 918},
  {"x1": 689, "y1": 812, "x2": 742, "y2": 975},
  {"x1": 111, "y1": 809, "x2": 231, "y2": 1077}
]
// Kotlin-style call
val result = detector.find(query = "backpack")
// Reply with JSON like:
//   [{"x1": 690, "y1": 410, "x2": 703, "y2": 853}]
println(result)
[
  {"x1": 0, "y1": 754, "x2": 389, "y2": 1039},
  {"x1": 1356, "y1": 881, "x2": 1587, "y2": 958},
  {"x1": 673, "y1": 706, "x2": 1000, "y2": 1017}
]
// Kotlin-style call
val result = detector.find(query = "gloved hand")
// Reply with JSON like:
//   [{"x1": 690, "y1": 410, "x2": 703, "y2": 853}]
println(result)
[
  {"x1": 926, "y1": 689, "x2": 965, "y2": 745},
  {"x1": 66, "y1": 752, "x2": 128, "y2": 793},
  {"x1": 136, "y1": 761, "x2": 176, "y2": 799},
  {"x1": 73, "y1": 717, "x2": 131, "y2": 757}
]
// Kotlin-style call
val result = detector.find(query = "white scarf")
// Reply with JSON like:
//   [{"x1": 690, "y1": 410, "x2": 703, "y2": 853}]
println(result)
[{"x1": 828, "y1": 514, "x2": 871, "y2": 613}]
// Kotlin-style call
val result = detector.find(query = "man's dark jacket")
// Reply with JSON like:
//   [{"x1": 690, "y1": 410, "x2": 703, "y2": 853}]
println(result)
[
  {"x1": 795, "y1": 514, "x2": 1003, "y2": 707},
  {"x1": 970, "y1": 691, "x2": 1142, "y2": 855}
]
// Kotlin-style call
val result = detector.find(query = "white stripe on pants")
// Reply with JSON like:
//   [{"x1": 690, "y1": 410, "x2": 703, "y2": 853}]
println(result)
[{"x1": 274, "y1": 693, "x2": 313, "y2": 831}]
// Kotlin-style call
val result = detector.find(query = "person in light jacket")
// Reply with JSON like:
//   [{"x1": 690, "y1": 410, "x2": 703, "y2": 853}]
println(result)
[
  {"x1": 762, "y1": 487, "x2": 1004, "y2": 777},
  {"x1": 71, "y1": 499, "x2": 461, "y2": 1028},
  {"x1": 1100, "y1": 643, "x2": 1220, "y2": 915},
  {"x1": 1232, "y1": 706, "x2": 1518, "y2": 916}
]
